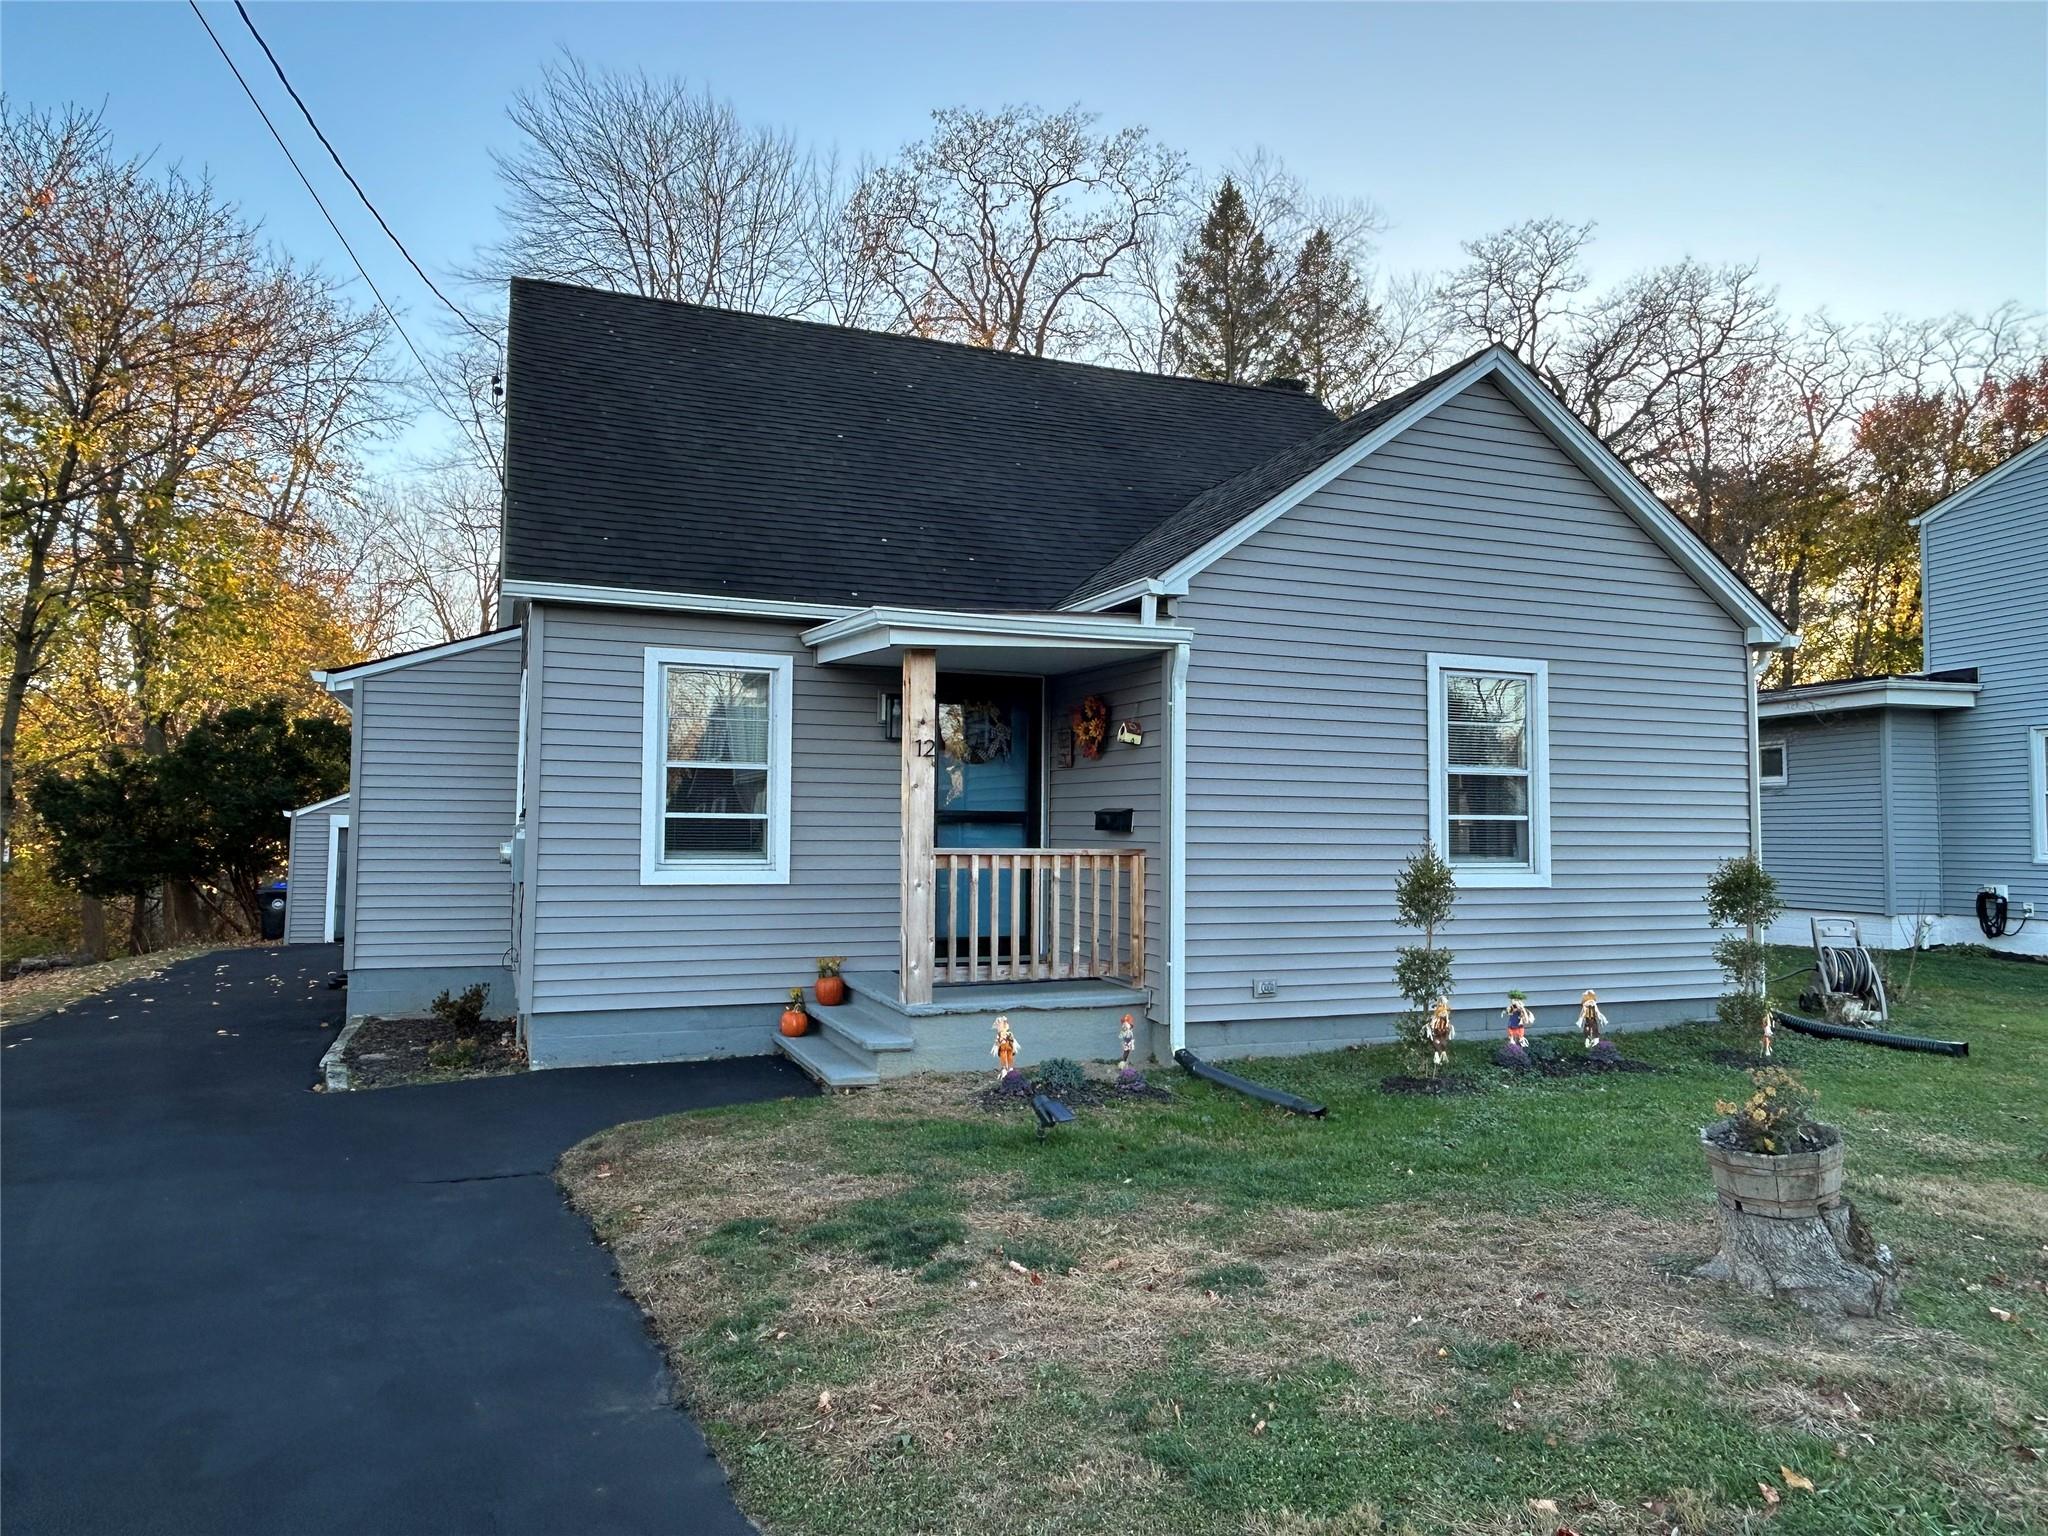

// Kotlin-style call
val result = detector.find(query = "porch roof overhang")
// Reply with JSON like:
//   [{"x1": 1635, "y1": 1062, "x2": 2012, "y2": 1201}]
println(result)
[
  {"x1": 801, "y1": 606, "x2": 1193, "y2": 674},
  {"x1": 1757, "y1": 677, "x2": 1980, "y2": 720}
]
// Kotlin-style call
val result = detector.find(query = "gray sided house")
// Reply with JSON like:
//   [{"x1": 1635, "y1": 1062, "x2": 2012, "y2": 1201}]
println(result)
[
  {"x1": 321, "y1": 279, "x2": 1795, "y2": 1078},
  {"x1": 281, "y1": 791, "x2": 349, "y2": 943},
  {"x1": 1759, "y1": 434, "x2": 2048, "y2": 955}
]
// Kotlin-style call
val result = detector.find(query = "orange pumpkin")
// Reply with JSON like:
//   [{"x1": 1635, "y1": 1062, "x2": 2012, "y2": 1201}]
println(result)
[
  {"x1": 814, "y1": 975, "x2": 847, "y2": 1007},
  {"x1": 780, "y1": 989, "x2": 810, "y2": 1037}
]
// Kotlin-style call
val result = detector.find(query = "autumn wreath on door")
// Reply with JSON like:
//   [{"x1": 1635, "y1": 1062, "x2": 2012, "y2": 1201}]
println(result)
[{"x1": 1070, "y1": 694, "x2": 1110, "y2": 759}]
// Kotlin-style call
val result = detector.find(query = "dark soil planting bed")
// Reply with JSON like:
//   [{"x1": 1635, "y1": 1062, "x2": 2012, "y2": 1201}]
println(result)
[
  {"x1": 342, "y1": 1014, "x2": 525, "y2": 1089},
  {"x1": 1496, "y1": 1038, "x2": 1653, "y2": 1078},
  {"x1": 1377, "y1": 1071, "x2": 1484, "y2": 1097}
]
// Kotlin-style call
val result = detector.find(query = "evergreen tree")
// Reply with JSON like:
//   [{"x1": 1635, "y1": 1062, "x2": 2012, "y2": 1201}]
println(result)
[
  {"x1": 1171, "y1": 177, "x2": 1287, "y2": 384},
  {"x1": 1281, "y1": 227, "x2": 1381, "y2": 410}
]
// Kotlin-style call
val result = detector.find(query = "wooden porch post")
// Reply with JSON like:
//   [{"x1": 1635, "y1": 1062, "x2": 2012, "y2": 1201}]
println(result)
[{"x1": 899, "y1": 648, "x2": 937, "y2": 1005}]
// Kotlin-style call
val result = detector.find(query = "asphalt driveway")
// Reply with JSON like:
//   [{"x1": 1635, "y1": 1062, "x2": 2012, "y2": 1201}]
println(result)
[{"x1": 2, "y1": 944, "x2": 809, "y2": 1535}]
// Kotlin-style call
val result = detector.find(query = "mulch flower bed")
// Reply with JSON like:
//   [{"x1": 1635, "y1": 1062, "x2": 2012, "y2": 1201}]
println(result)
[
  {"x1": 1496, "y1": 1038, "x2": 1654, "y2": 1078},
  {"x1": 973, "y1": 1068, "x2": 1172, "y2": 1113},
  {"x1": 341, "y1": 1014, "x2": 526, "y2": 1089}
]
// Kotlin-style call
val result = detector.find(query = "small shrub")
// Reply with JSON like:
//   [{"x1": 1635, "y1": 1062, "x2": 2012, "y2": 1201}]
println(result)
[
  {"x1": 1706, "y1": 856, "x2": 1783, "y2": 1042},
  {"x1": 1714, "y1": 1067, "x2": 1819, "y2": 1155},
  {"x1": 427, "y1": 1036, "x2": 482, "y2": 1071},
  {"x1": 1391, "y1": 842, "x2": 1457, "y2": 1072},
  {"x1": 430, "y1": 982, "x2": 490, "y2": 1030},
  {"x1": 1034, "y1": 1056, "x2": 1087, "y2": 1098}
]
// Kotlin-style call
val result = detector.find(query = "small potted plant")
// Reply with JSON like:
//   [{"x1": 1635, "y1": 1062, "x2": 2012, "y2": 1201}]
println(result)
[
  {"x1": 814, "y1": 956, "x2": 847, "y2": 1007},
  {"x1": 779, "y1": 988, "x2": 810, "y2": 1038},
  {"x1": 1701, "y1": 1067, "x2": 1841, "y2": 1216}
]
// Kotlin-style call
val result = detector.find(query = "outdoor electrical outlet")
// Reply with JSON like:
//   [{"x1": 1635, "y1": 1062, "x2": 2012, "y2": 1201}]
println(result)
[{"x1": 1252, "y1": 978, "x2": 1279, "y2": 999}]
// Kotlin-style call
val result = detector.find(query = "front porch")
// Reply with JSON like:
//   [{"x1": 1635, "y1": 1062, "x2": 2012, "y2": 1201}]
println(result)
[{"x1": 778, "y1": 606, "x2": 1189, "y2": 1086}]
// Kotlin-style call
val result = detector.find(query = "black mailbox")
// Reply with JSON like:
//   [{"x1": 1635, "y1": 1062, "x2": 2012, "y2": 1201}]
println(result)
[{"x1": 1094, "y1": 807, "x2": 1134, "y2": 835}]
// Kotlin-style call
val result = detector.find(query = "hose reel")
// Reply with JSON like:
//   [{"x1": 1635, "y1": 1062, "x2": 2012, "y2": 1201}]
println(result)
[{"x1": 1803, "y1": 916, "x2": 1888, "y2": 1027}]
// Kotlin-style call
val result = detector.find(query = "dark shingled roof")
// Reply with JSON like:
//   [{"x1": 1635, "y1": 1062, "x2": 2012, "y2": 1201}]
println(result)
[
  {"x1": 502, "y1": 279, "x2": 1337, "y2": 611},
  {"x1": 1059, "y1": 352, "x2": 1492, "y2": 606}
]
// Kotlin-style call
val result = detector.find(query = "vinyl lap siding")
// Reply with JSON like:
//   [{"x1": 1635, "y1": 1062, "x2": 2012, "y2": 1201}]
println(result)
[
  {"x1": 350, "y1": 640, "x2": 520, "y2": 971},
  {"x1": 528, "y1": 607, "x2": 899, "y2": 1018},
  {"x1": 1047, "y1": 657, "x2": 1163, "y2": 999},
  {"x1": 1759, "y1": 715, "x2": 1887, "y2": 913},
  {"x1": 1177, "y1": 377, "x2": 1750, "y2": 1033},
  {"x1": 284, "y1": 798, "x2": 344, "y2": 943},
  {"x1": 1923, "y1": 448, "x2": 2048, "y2": 913},
  {"x1": 1882, "y1": 711, "x2": 1942, "y2": 917}
]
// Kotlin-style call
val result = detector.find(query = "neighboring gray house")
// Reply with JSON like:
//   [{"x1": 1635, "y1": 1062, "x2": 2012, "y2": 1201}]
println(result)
[
  {"x1": 281, "y1": 791, "x2": 349, "y2": 944},
  {"x1": 317, "y1": 279, "x2": 1797, "y2": 1079},
  {"x1": 1760, "y1": 434, "x2": 2048, "y2": 956}
]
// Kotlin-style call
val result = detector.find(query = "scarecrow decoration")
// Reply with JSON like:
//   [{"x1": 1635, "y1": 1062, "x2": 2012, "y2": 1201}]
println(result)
[
  {"x1": 1578, "y1": 990, "x2": 1608, "y2": 1050},
  {"x1": 1501, "y1": 991, "x2": 1534, "y2": 1050},
  {"x1": 1760, "y1": 1011, "x2": 1775, "y2": 1059},
  {"x1": 1428, "y1": 997, "x2": 1455, "y2": 1070},
  {"x1": 1118, "y1": 1012, "x2": 1136, "y2": 1069},
  {"x1": 990, "y1": 1014, "x2": 1018, "y2": 1079},
  {"x1": 1071, "y1": 695, "x2": 1110, "y2": 759}
]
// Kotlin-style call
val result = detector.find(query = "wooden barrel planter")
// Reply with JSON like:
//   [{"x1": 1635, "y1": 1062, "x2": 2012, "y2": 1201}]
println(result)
[{"x1": 1699, "y1": 1121, "x2": 1843, "y2": 1218}]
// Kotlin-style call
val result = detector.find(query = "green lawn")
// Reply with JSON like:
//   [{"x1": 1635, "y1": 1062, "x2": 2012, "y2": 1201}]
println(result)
[{"x1": 562, "y1": 949, "x2": 2048, "y2": 1536}]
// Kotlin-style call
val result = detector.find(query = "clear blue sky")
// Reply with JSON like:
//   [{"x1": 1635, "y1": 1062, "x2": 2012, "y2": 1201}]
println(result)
[{"x1": 7, "y1": 2, "x2": 2044, "y2": 349}]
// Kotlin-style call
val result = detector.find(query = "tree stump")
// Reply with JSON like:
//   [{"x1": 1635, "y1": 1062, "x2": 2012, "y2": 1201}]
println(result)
[
  {"x1": 1697, "y1": 1123, "x2": 1897, "y2": 1317},
  {"x1": 1696, "y1": 1199, "x2": 1898, "y2": 1317}
]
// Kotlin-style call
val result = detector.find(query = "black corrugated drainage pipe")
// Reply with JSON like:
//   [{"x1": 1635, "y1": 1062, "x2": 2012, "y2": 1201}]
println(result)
[
  {"x1": 1773, "y1": 1010, "x2": 1969, "y2": 1058},
  {"x1": 1174, "y1": 1050, "x2": 1327, "y2": 1117}
]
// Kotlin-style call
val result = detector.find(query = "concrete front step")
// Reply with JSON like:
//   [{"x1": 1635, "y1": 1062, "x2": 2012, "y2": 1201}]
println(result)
[
  {"x1": 776, "y1": 1029, "x2": 879, "y2": 1089},
  {"x1": 839, "y1": 968, "x2": 1147, "y2": 1019},
  {"x1": 811, "y1": 992, "x2": 915, "y2": 1055}
]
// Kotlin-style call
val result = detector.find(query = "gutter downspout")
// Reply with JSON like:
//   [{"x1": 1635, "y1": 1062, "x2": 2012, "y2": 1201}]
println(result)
[{"x1": 1165, "y1": 639, "x2": 1190, "y2": 1056}]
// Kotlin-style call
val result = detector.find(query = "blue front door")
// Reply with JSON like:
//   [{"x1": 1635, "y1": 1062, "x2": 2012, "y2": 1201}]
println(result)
[{"x1": 933, "y1": 680, "x2": 1040, "y2": 951}]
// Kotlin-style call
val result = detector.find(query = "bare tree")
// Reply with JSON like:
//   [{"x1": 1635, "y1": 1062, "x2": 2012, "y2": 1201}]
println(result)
[
  {"x1": 848, "y1": 104, "x2": 1187, "y2": 357},
  {"x1": 482, "y1": 52, "x2": 828, "y2": 317},
  {"x1": 351, "y1": 468, "x2": 503, "y2": 646},
  {"x1": 1436, "y1": 217, "x2": 1595, "y2": 381}
]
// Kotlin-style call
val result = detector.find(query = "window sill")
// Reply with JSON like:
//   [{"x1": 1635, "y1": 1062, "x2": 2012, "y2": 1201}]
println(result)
[
  {"x1": 1450, "y1": 864, "x2": 1552, "y2": 890},
  {"x1": 640, "y1": 862, "x2": 790, "y2": 887}
]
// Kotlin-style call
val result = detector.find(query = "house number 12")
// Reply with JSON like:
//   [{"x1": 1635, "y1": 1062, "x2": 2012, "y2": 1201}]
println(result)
[{"x1": 917, "y1": 737, "x2": 936, "y2": 759}]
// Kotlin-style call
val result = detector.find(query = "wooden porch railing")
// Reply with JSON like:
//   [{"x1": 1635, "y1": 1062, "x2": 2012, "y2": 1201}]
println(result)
[{"x1": 932, "y1": 848, "x2": 1145, "y2": 987}]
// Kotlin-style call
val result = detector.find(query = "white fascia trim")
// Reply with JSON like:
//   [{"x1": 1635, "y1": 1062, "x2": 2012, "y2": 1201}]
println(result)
[
  {"x1": 1913, "y1": 435, "x2": 2048, "y2": 530},
  {"x1": 802, "y1": 606, "x2": 1194, "y2": 665},
  {"x1": 1060, "y1": 577, "x2": 1169, "y2": 614},
  {"x1": 320, "y1": 628, "x2": 520, "y2": 688},
  {"x1": 639, "y1": 646, "x2": 794, "y2": 887},
  {"x1": 503, "y1": 578, "x2": 855, "y2": 623},
  {"x1": 1071, "y1": 347, "x2": 1795, "y2": 648},
  {"x1": 287, "y1": 791, "x2": 350, "y2": 820},
  {"x1": 1757, "y1": 680, "x2": 1981, "y2": 719},
  {"x1": 1426, "y1": 652, "x2": 1552, "y2": 889},
  {"x1": 323, "y1": 813, "x2": 350, "y2": 943}
]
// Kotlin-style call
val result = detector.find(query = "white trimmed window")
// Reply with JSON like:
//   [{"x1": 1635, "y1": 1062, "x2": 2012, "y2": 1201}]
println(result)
[
  {"x1": 641, "y1": 647, "x2": 793, "y2": 885},
  {"x1": 1759, "y1": 739, "x2": 1788, "y2": 788},
  {"x1": 2031, "y1": 725, "x2": 2048, "y2": 864},
  {"x1": 1427, "y1": 654, "x2": 1550, "y2": 888}
]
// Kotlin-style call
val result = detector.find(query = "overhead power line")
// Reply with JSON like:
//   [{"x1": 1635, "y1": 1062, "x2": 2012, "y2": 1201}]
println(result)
[
  {"x1": 230, "y1": 0, "x2": 498, "y2": 348},
  {"x1": 185, "y1": 0, "x2": 479, "y2": 425}
]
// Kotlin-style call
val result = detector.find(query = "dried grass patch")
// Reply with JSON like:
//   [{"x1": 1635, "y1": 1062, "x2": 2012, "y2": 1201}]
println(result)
[
  {"x1": 1859, "y1": 1172, "x2": 2048, "y2": 1241},
  {"x1": 561, "y1": 1077, "x2": 2034, "y2": 1535}
]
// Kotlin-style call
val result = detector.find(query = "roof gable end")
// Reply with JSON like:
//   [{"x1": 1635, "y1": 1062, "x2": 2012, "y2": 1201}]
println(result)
[{"x1": 1063, "y1": 347, "x2": 1794, "y2": 647}]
